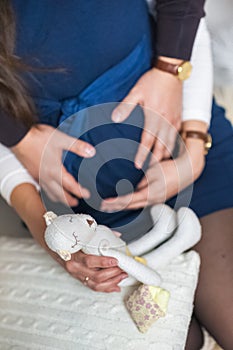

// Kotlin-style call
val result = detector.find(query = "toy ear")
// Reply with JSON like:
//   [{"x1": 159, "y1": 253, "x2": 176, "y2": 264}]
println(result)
[
  {"x1": 86, "y1": 219, "x2": 95, "y2": 227},
  {"x1": 56, "y1": 250, "x2": 72, "y2": 261},
  {"x1": 43, "y1": 211, "x2": 58, "y2": 226}
]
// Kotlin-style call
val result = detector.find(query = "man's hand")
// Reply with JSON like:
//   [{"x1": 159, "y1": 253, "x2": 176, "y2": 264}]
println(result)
[{"x1": 111, "y1": 60, "x2": 183, "y2": 168}]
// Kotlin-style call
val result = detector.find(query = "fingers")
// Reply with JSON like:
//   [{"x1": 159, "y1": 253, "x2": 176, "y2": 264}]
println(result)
[
  {"x1": 41, "y1": 166, "x2": 90, "y2": 206},
  {"x1": 65, "y1": 252, "x2": 127, "y2": 293},
  {"x1": 111, "y1": 89, "x2": 142, "y2": 123},
  {"x1": 41, "y1": 179, "x2": 79, "y2": 206},
  {"x1": 88, "y1": 273, "x2": 128, "y2": 293},
  {"x1": 60, "y1": 132, "x2": 96, "y2": 158},
  {"x1": 101, "y1": 188, "x2": 148, "y2": 211},
  {"x1": 134, "y1": 129, "x2": 155, "y2": 169},
  {"x1": 62, "y1": 168, "x2": 90, "y2": 199},
  {"x1": 76, "y1": 252, "x2": 119, "y2": 269},
  {"x1": 136, "y1": 175, "x2": 148, "y2": 191}
]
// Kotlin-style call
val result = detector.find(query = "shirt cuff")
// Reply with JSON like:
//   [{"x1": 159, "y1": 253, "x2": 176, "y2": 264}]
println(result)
[
  {"x1": 182, "y1": 109, "x2": 211, "y2": 126},
  {"x1": 0, "y1": 168, "x2": 40, "y2": 206}
]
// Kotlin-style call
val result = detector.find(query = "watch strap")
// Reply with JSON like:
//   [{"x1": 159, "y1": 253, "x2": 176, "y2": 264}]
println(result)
[
  {"x1": 181, "y1": 130, "x2": 212, "y2": 154},
  {"x1": 155, "y1": 59, "x2": 181, "y2": 76}
]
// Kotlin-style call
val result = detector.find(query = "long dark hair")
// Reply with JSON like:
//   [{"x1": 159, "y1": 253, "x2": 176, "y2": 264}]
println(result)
[{"x1": 0, "y1": 0, "x2": 35, "y2": 127}]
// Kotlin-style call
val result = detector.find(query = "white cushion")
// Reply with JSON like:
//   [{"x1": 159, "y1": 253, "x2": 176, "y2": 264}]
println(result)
[{"x1": 0, "y1": 237, "x2": 200, "y2": 350}]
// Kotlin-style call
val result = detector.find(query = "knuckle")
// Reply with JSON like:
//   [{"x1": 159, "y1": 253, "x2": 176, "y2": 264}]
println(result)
[
  {"x1": 65, "y1": 261, "x2": 76, "y2": 273},
  {"x1": 92, "y1": 284, "x2": 101, "y2": 292},
  {"x1": 93, "y1": 274, "x2": 103, "y2": 284},
  {"x1": 156, "y1": 142, "x2": 164, "y2": 151},
  {"x1": 83, "y1": 257, "x2": 92, "y2": 268},
  {"x1": 99, "y1": 257, "x2": 110, "y2": 268},
  {"x1": 142, "y1": 133, "x2": 155, "y2": 145}
]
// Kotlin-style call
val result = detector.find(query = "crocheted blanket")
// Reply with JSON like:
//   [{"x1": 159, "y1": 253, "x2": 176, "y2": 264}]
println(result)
[{"x1": 0, "y1": 237, "x2": 200, "y2": 350}]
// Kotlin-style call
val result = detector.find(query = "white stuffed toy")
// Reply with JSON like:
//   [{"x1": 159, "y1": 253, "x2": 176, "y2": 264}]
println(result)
[
  {"x1": 44, "y1": 204, "x2": 201, "y2": 287},
  {"x1": 44, "y1": 204, "x2": 201, "y2": 332}
]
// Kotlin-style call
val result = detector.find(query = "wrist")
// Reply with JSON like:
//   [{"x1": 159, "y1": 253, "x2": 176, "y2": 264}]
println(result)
[
  {"x1": 153, "y1": 57, "x2": 192, "y2": 81},
  {"x1": 183, "y1": 138, "x2": 205, "y2": 179},
  {"x1": 157, "y1": 56, "x2": 183, "y2": 65},
  {"x1": 181, "y1": 120, "x2": 208, "y2": 133},
  {"x1": 11, "y1": 126, "x2": 37, "y2": 156}
]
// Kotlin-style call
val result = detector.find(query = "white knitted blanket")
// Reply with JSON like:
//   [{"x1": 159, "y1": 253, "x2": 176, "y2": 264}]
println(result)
[{"x1": 0, "y1": 237, "x2": 200, "y2": 350}]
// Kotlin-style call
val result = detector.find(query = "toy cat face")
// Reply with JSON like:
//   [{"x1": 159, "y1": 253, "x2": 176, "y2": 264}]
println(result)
[{"x1": 44, "y1": 212, "x2": 97, "y2": 260}]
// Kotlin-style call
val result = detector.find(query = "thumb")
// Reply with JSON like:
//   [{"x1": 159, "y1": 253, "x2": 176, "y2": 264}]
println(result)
[{"x1": 111, "y1": 89, "x2": 142, "y2": 123}]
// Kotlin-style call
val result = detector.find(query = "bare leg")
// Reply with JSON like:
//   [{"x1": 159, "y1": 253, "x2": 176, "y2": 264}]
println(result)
[
  {"x1": 185, "y1": 316, "x2": 204, "y2": 350},
  {"x1": 186, "y1": 208, "x2": 233, "y2": 350}
]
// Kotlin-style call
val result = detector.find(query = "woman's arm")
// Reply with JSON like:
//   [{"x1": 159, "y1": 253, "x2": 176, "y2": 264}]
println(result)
[
  {"x1": 10, "y1": 183, "x2": 49, "y2": 250},
  {"x1": 182, "y1": 18, "x2": 213, "y2": 126},
  {"x1": 10, "y1": 183, "x2": 125, "y2": 293},
  {"x1": 0, "y1": 143, "x2": 39, "y2": 205}
]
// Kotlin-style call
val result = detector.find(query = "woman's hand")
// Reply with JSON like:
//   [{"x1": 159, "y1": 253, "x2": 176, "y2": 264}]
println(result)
[
  {"x1": 11, "y1": 184, "x2": 126, "y2": 294},
  {"x1": 101, "y1": 125, "x2": 206, "y2": 211},
  {"x1": 11, "y1": 124, "x2": 96, "y2": 206},
  {"x1": 111, "y1": 61, "x2": 183, "y2": 169},
  {"x1": 63, "y1": 251, "x2": 127, "y2": 293}
]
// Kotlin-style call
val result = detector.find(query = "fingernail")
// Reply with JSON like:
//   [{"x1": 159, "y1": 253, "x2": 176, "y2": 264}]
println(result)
[
  {"x1": 85, "y1": 147, "x2": 95, "y2": 156},
  {"x1": 112, "y1": 231, "x2": 122, "y2": 237},
  {"x1": 70, "y1": 199, "x2": 78, "y2": 207},
  {"x1": 100, "y1": 203, "x2": 109, "y2": 211},
  {"x1": 135, "y1": 160, "x2": 142, "y2": 169},
  {"x1": 101, "y1": 207, "x2": 109, "y2": 212},
  {"x1": 81, "y1": 189, "x2": 90, "y2": 199},
  {"x1": 110, "y1": 259, "x2": 118, "y2": 266},
  {"x1": 112, "y1": 111, "x2": 122, "y2": 123}
]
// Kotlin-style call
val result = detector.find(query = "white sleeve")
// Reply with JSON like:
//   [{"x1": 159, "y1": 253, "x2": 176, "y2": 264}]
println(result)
[
  {"x1": 182, "y1": 18, "x2": 213, "y2": 125},
  {"x1": 0, "y1": 143, "x2": 40, "y2": 205}
]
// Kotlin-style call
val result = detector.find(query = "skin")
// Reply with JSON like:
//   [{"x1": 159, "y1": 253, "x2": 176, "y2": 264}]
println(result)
[
  {"x1": 11, "y1": 124, "x2": 96, "y2": 207},
  {"x1": 101, "y1": 120, "x2": 207, "y2": 211},
  {"x1": 112, "y1": 57, "x2": 183, "y2": 168},
  {"x1": 11, "y1": 184, "x2": 125, "y2": 293}
]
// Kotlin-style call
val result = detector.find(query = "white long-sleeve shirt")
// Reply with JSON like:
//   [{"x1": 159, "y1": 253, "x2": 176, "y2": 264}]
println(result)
[
  {"x1": 0, "y1": 144, "x2": 39, "y2": 204},
  {"x1": 0, "y1": 18, "x2": 213, "y2": 205}
]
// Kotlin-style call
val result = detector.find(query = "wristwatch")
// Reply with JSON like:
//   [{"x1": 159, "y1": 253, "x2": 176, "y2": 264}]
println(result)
[
  {"x1": 181, "y1": 130, "x2": 212, "y2": 155},
  {"x1": 155, "y1": 59, "x2": 192, "y2": 81}
]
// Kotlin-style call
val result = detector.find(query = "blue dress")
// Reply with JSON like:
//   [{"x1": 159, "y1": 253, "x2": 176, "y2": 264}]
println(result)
[{"x1": 13, "y1": 0, "x2": 233, "y2": 243}]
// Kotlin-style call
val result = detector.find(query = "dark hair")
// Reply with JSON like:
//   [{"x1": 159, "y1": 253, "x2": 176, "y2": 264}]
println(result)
[{"x1": 0, "y1": 0, "x2": 36, "y2": 127}]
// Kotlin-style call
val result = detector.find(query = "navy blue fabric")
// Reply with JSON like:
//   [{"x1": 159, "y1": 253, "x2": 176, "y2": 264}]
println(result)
[
  {"x1": 12, "y1": 0, "x2": 151, "y2": 124},
  {"x1": 167, "y1": 101, "x2": 233, "y2": 217},
  {"x1": 48, "y1": 35, "x2": 154, "y2": 242}
]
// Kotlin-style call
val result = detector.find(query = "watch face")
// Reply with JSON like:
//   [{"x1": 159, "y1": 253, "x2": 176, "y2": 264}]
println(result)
[
  {"x1": 177, "y1": 61, "x2": 192, "y2": 80},
  {"x1": 204, "y1": 133, "x2": 212, "y2": 154}
]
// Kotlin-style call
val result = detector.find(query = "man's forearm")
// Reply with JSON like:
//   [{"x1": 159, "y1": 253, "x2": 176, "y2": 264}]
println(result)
[{"x1": 156, "y1": 0, "x2": 206, "y2": 59}]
